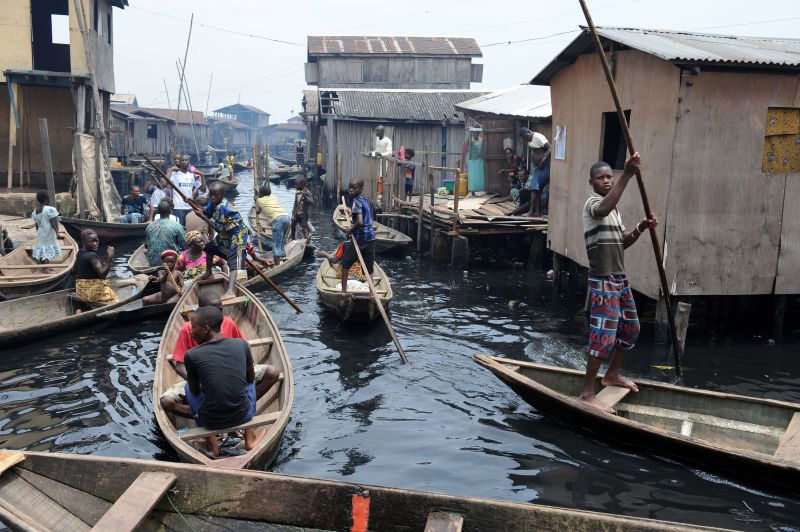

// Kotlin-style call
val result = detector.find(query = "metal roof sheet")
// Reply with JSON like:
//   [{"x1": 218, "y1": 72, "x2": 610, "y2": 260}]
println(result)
[
  {"x1": 532, "y1": 26, "x2": 800, "y2": 85},
  {"x1": 308, "y1": 36, "x2": 482, "y2": 57},
  {"x1": 455, "y1": 85, "x2": 551, "y2": 119},
  {"x1": 140, "y1": 107, "x2": 206, "y2": 125},
  {"x1": 304, "y1": 89, "x2": 488, "y2": 122},
  {"x1": 213, "y1": 103, "x2": 270, "y2": 116}
]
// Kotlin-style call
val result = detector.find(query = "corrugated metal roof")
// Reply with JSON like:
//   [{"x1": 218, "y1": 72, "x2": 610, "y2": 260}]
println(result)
[
  {"x1": 140, "y1": 107, "x2": 206, "y2": 125},
  {"x1": 303, "y1": 89, "x2": 488, "y2": 122},
  {"x1": 308, "y1": 36, "x2": 482, "y2": 57},
  {"x1": 532, "y1": 26, "x2": 800, "y2": 85},
  {"x1": 454, "y1": 85, "x2": 551, "y2": 119},
  {"x1": 213, "y1": 103, "x2": 270, "y2": 116}
]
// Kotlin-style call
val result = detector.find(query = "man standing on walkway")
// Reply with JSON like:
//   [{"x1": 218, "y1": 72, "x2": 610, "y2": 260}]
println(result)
[
  {"x1": 374, "y1": 125, "x2": 392, "y2": 156},
  {"x1": 579, "y1": 152, "x2": 657, "y2": 413}
]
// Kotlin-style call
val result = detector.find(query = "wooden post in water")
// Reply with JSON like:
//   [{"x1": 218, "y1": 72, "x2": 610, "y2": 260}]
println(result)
[
  {"x1": 451, "y1": 168, "x2": 461, "y2": 235},
  {"x1": 38, "y1": 119, "x2": 56, "y2": 205},
  {"x1": 416, "y1": 154, "x2": 426, "y2": 253},
  {"x1": 252, "y1": 142, "x2": 263, "y2": 253}
]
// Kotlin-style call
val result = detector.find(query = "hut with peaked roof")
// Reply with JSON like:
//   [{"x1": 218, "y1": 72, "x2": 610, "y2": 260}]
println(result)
[{"x1": 531, "y1": 26, "x2": 800, "y2": 319}]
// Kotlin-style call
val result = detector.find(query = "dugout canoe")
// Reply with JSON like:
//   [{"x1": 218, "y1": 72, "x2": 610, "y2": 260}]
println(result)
[
  {"x1": 0, "y1": 275, "x2": 149, "y2": 347},
  {"x1": 60, "y1": 217, "x2": 149, "y2": 241},
  {"x1": 127, "y1": 243, "x2": 160, "y2": 275},
  {"x1": 0, "y1": 451, "x2": 723, "y2": 532},
  {"x1": 153, "y1": 276, "x2": 293, "y2": 470},
  {"x1": 205, "y1": 175, "x2": 240, "y2": 192},
  {"x1": 333, "y1": 204, "x2": 412, "y2": 254},
  {"x1": 316, "y1": 258, "x2": 392, "y2": 321},
  {"x1": 97, "y1": 298, "x2": 176, "y2": 322},
  {"x1": 474, "y1": 355, "x2": 800, "y2": 491},
  {"x1": 0, "y1": 229, "x2": 77, "y2": 300},
  {"x1": 241, "y1": 240, "x2": 307, "y2": 291}
]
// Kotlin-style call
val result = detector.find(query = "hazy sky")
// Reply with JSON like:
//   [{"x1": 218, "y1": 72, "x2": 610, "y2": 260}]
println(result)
[{"x1": 113, "y1": 0, "x2": 799, "y2": 123}]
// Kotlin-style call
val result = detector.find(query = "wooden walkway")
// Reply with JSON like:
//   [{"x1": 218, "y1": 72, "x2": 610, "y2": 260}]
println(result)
[{"x1": 395, "y1": 192, "x2": 547, "y2": 235}]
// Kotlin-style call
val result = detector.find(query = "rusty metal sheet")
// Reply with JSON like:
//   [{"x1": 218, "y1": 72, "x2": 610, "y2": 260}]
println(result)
[{"x1": 763, "y1": 108, "x2": 800, "y2": 173}]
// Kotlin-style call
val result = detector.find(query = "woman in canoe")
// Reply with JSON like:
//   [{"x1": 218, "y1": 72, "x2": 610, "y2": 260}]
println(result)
[
  {"x1": 75, "y1": 229, "x2": 117, "y2": 303},
  {"x1": 176, "y1": 230, "x2": 229, "y2": 283},
  {"x1": 31, "y1": 189, "x2": 61, "y2": 271}
]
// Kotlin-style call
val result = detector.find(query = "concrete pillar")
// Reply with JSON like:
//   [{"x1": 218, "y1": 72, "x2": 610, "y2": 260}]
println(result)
[{"x1": 451, "y1": 235, "x2": 469, "y2": 267}]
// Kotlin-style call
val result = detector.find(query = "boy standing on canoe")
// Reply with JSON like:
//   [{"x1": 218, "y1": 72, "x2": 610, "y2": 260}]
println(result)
[
  {"x1": 580, "y1": 153, "x2": 657, "y2": 413},
  {"x1": 340, "y1": 180, "x2": 375, "y2": 293}
]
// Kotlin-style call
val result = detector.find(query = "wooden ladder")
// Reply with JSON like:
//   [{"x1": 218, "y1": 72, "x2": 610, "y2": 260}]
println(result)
[{"x1": 90, "y1": 472, "x2": 176, "y2": 531}]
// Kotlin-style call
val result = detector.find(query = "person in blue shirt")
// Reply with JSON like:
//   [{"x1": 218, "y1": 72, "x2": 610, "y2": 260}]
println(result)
[
  {"x1": 118, "y1": 185, "x2": 149, "y2": 223},
  {"x1": 526, "y1": 132, "x2": 551, "y2": 217},
  {"x1": 340, "y1": 180, "x2": 376, "y2": 292}
]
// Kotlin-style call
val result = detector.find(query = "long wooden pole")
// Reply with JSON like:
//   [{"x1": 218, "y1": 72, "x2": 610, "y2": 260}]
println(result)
[
  {"x1": 38, "y1": 119, "x2": 56, "y2": 204},
  {"x1": 144, "y1": 156, "x2": 303, "y2": 313},
  {"x1": 342, "y1": 197, "x2": 408, "y2": 364},
  {"x1": 252, "y1": 142, "x2": 264, "y2": 253},
  {"x1": 578, "y1": 0, "x2": 682, "y2": 376}
]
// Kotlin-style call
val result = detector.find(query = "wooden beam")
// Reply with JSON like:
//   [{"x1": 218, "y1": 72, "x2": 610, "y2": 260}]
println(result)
[
  {"x1": 39, "y1": 119, "x2": 56, "y2": 204},
  {"x1": 774, "y1": 412, "x2": 800, "y2": 460},
  {"x1": 424, "y1": 511, "x2": 464, "y2": 532},
  {"x1": 248, "y1": 337, "x2": 273, "y2": 347},
  {"x1": 90, "y1": 472, "x2": 176, "y2": 531},
  {"x1": 596, "y1": 386, "x2": 631, "y2": 408},
  {"x1": 178, "y1": 411, "x2": 281, "y2": 441},
  {"x1": 221, "y1": 295, "x2": 248, "y2": 306}
]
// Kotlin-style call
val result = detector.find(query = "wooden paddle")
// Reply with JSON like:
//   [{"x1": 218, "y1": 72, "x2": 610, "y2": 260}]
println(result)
[
  {"x1": 144, "y1": 156, "x2": 303, "y2": 314},
  {"x1": 163, "y1": 262, "x2": 182, "y2": 296},
  {"x1": 342, "y1": 197, "x2": 408, "y2": 364},
  {"x1": 578, "y1": 0, "x2": 682, "y2": 376}
]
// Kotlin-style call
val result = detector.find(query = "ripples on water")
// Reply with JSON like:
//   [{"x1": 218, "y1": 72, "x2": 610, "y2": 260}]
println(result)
[{"x1": 1, "y1": 173, "x2": 799, "y2": 530}]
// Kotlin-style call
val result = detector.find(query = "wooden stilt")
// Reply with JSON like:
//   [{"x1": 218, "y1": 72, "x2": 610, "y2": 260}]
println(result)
[{"x1": 773, "y1": 295, "x2": 787, "y2": 343}]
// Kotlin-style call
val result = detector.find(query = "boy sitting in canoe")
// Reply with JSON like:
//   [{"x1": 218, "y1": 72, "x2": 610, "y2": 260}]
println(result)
[
  {"x1": 579, "y1": 153, "x2": 657, "y2": 413},
  {"x1": 143, "y1": 249, "x2": 184, "y2": 306}
]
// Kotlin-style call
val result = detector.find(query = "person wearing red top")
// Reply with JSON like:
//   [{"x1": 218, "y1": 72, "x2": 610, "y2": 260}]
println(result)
[{"x1": 160, "y1": 291, "x2": 280, "y2": 421}]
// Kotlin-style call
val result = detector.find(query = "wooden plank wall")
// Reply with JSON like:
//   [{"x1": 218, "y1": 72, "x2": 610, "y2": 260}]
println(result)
[
  {"x1": 667, "y1": 70, "x2": 800, "y2": 296},
  {"x1": 549, "y1": 50, "x2": 679, "y2": 298}
]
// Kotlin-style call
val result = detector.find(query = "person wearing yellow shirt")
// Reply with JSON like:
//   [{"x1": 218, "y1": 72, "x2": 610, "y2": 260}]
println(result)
[{"x1": 255, "y1": 185, "x2": 291, "y2": 264}]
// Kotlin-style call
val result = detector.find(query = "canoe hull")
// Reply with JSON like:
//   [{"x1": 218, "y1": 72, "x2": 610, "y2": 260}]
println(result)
[
  {"x1": 475, "y1": 356, "x2": 800, "y2": 491},
  {"x1": 0, "y1": 230, "x2": 77, "y2": 301},
  {"x1": 0, "y1": 276, "x2": 149, "y2": 347},
  {"x1": 1, "y1": 451, "x2": 717, "y2": 532},
  {"x1": 333, "y1": 205, "x2": 412, "y2": 254},
  {"x1": 127, "y1": 244, "x2": 159, "y2": 275},
  {"x1": 60, "y1": 217, "x2": 148, "y2": 241},
  {"x1": 316, "y1": 260, "x2": 393, "y2": 322},
  {"x1": 153, "y1": 277, "x2": 293, "y2": 470}
]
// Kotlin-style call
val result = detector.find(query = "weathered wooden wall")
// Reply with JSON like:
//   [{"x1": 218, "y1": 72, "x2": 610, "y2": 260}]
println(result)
[
  {"x1": 323, "y1": 119, "x2": 467, "y2": 198},
  {"x1": 548, "y1": 50, "x2": 680, "y2": 299},
  {"x1": 109, "y1": 113, "x2": 171, "y2": 160},
  {"x1": 316, "y1": 57, "x2": 475, "y2": 89},
  {"x1": 549, "y1": 48, "x2": 800, "y2": 298},
  {"x1": 666, "y1": 70, "x2": 800, "y2": 296}
]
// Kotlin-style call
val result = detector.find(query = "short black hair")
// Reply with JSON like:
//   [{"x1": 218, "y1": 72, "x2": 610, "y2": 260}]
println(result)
[
  {"x1": 209, "y1": 181, "x2": 225, "y2": 194},
  {"x1": 405, "y1": 148, "x2": 415, "y2": 158},
  {"x1": 198, "y1": 291, "x2": 222, "y2": 309},
  {"x1": 192, "y1": 305, "x2": 223, "y2": 332},
  {"x1": 158, "y1": 199, "x2": 172, "y2": 216},
  {"x1": 589, "y1": 161, "x2": 612, "y2": 178},
  {"x1": 36, "y1": 189, "x2": 49, "y2": 204},
  {"x1": 296, "y1": 177, "x2": 307, "y2": 188},
  {"x1": 259, "y1": 185, "x2": 271, "y2": 197},
  {"x1": 80, "y1": 229, "x2": 96, "y2": 243}
]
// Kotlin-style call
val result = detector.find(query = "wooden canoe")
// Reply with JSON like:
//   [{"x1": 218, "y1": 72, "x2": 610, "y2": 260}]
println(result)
[
  {"x1": 316, "y1": 258, "x2": 392, "y2": 321},
  {"x1": 333, "y1": 204, "x2": 412, "y2": 254},
  {"x1": 474, "y1": 355, "x2": 800, "y2": 490},
  {"x1": 0, "y1": 451, "x2": 723, "y2": 532},
  {"x1": 0, "y1": 229, "x2": 77, "y2": 300},
  {"x1": 205, "y1": 175, "x2": 240, "y2": 192},
  {"x1": 0, "y1": 275, "x2": 150, "y2": 347},
  {"x1": 60, "y1": 217, "x2": 149, "y2": 241},
  {"x1": 153, "y1": 276, "x2": 293, "y2": 470},
  {"x1": 127, "y1": 243, "x2": 160, "y2": 275}
]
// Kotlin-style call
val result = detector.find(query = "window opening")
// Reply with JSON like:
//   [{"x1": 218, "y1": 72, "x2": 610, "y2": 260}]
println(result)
[{"x1": 600, "y1": 110, "x2": 631, "y2": 170}]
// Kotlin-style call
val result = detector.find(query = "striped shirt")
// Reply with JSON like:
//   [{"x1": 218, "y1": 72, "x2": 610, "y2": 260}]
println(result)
[{"x1": 583, "y1": 192, "x2": 625, "y2": 275}]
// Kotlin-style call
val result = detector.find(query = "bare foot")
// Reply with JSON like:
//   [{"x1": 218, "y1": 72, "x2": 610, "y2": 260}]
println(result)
[
  {"x1": 200, "y1": 272, "x2": 214, "y2": 281},
  {"x1": 601, "y1": 374, "x2": 639, "y2": 392},
  {"x1": 578, "y1": 394, "x2": 616, "y2": 414}
]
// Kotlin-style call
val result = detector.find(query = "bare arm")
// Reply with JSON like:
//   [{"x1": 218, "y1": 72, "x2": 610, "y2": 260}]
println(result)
[
  {"x1": 623, "y1": 216, "x2": 658, "y2": 249},
  {"x1": 246, "y1": 363, "x2": 255, "y2": 384},
  {"x1": 347, "y1": 212, "x2": 364, "y2": 236},
  {"x1": 49, "y1": 217, "x2": 59, "y2": 234},
  {"x1": 592, "y1": 153, "x2": 640, "y2": 218},
  {"x1": 171, "y1": 361, "x2": 187, "y2": 379},
  {"x1": 89, "y1": 247, "x2": 114, "y2": 278},
  {"x1": 187, "y1": 367, "x2": 201, "y2": 394}
]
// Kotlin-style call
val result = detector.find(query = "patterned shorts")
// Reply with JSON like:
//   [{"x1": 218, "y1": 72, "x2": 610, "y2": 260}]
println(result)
[{"x1": 587, "y1": 274, "x2": 640, "y2": 359}]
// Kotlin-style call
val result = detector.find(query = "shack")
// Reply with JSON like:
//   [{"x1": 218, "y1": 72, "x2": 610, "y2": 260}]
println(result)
[
  {"x1": 531, "y1": 27, "x2": 800, "y2": 313},
  {"x1": 207, "y1": 116, "x2": 255, "y2": 152},
  {"x1": 455, "y1": 85, "x2": 552, "y2": 194},
  {"x1": 1, "y1": 0, "x2": 128, "y2": 191},
  {"x1": 108, "y1": 106, "x2": 172, "y2": 163},
  {"x1": 212, "y1": 103, "x2": 270, "y2": 143},
  {"x1": 301, "y1": 88, "x2": 487, "y2": 201},
  {"x1": 264, "y1": 117, "x2": 306, "y2": 161},
  {"x1": 139, "y1": 107, "x2": 208, "y2": 161}
]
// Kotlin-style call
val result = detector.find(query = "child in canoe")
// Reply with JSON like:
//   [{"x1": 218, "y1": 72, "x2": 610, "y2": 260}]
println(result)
[{"x1": 143, "y1": 249, "x2": 184, "y2": 305}]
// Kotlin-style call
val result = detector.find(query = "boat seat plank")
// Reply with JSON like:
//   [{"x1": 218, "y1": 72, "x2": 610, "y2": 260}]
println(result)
[
  {"x1": 424, "y1": 511, "x2": 464, "y2": 532},
  {"x1": 0, "y1": 451, "x2": 24, "y2": 475},
  {"x1": 0, "y1": 264, "x2": 71, "y2": 269},
  {"x1": 90, "y1": 472, "x2": 176, "y2": 532},
  {"x1": 0, "y1": 470, "x2": 89, "y2": 531},
  {"x1": 179, "y1": 411, "x2": 281, "y2": 441},
  {"x1": 249, "y1": 337, "x2": 273, "y2": 347},
  {"x1": 221, "y1": 295, "x2": 248, "y2": 306},
  {"x1": 596, "y1": 386, "x2": 631, "y2": 408},
  {"x1": 617, "y1": 404, "x2": 783, "y2": 437},
  {"x1": 774, "y1": 412, "x2": 800, "y2": 460}
]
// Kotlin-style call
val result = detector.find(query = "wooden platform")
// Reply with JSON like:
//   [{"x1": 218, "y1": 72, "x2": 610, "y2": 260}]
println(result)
[{"x1": 396, "y1": 192, "x2": 547, "y2": 235}]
